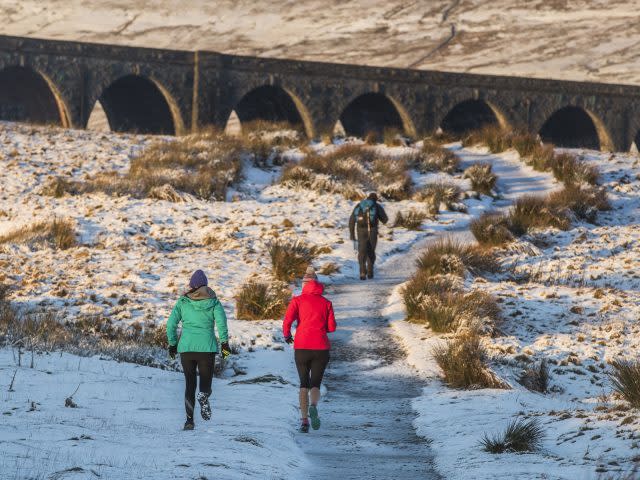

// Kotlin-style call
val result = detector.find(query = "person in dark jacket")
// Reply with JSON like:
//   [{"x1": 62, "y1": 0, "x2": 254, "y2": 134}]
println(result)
[
  {"x1": 283, "y1": 279, "x2": 336, "y2": 433},
  {"x1": 167, "y1": 269, "x2": 230, "y2": 431},
  {"x1": 349, "y1": 192, "x2": 388, "y2": 280}
]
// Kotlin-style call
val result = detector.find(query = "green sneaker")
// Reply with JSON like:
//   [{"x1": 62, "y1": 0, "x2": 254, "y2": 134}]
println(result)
[{"x1": 309, "y1": 405, "x2": 321, "y2": 430}]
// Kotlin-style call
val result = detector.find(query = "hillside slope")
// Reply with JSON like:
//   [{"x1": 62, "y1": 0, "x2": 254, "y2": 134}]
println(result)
[{"x1": 1, "y1": 0, "x2": 640, "y2": 85}]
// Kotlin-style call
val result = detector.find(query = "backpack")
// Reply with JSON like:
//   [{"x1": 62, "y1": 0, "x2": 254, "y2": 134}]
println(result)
[{"x1": 355, "y1": 199, "x2": 377, "y2": 229}]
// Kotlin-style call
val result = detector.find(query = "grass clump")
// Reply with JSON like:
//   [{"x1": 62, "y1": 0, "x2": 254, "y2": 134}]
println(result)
[
  {"x1": 518, "y1": 360, "x2": 550, "y2": 393},
  {"x1": 462, "y1": 125, "x2": 511, "y2": 153},
  {"x1": 481, "y1": 418, "x2": 544, "y2": 453},
  {"x1": 415, "y1": 237, "x2": 498, "y2": 277},
  {"x1": 416, "y1": 141, "x2": 460, "y2": 173},
  {"x1": 464, "y1": 163, "x2": 497, "y2": 196},
  {"x1": 470, "y1": 212, "x2": 514, "y2": 247},
  {"x1": 546, "y1": 186, "x2": 610, "y2": 223},
  {"x1": 610, "y1": 360, "x2": 640, "y2": 408},
  {"x1": 508, "y1": 195, "x2": 571, "y2": 235},
  {"x1": 234, "y1": 280, "x2": 290, "y2": 320},
  {"x1": 268, "y1": 240, "x2": 319, "y2": 282},
  {"x1": 414, "y1": 181, "x2": 463, "y2": 215},
  {"x1": 433, "y1": 331, "x2": 506, "y2": 388},
  {"x1": 550, "y1": 153, "x2": 599, "y2": 186},
  {"x1": 0, "y1": 218, "x2": 76, "y2": 250},
  {"x1": 393, "y1": 209, "x2": 429, "y2": 230}
]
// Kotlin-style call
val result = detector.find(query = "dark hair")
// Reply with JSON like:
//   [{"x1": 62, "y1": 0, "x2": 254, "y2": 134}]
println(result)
[{"x1": 368, "y1": 192, "x2": 378, "y2": 201}]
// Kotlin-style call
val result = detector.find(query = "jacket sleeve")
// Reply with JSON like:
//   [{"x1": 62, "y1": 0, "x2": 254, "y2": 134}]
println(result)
[
  {"x1": 213, "y1": 300, "x2": 229, "y2": 343},
  {"x1": 348, "y1": 207, "x2": 357, "y2": 240},
  {"x1": 327, "y1": 301, "x2": 336, "y2": 333},
  {"x1": 166, "y1": 301, "x2": 182, "y2": 347},
  {"x1": 377, "y1": 204, "x2": 389, "y2": 225},
  {"x1": 282, "y1": 298, "x2": 299, "y2": 338}
]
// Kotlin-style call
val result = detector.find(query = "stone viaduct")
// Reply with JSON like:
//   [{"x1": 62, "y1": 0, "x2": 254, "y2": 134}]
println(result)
[{"x1": 2, "y1": 34, "x2": 640, "y2": 151}]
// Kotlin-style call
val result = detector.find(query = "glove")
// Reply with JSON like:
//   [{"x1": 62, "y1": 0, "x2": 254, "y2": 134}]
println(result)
[
  {"x1": 285, "y1": 335, "x2": 294, "y2": 345},
  {"x1": 168, "y1": 345, "x2": 177, "y2": 360},
  {"x1": 220, "y1": 342, "x2": 231, "y2": 359}
]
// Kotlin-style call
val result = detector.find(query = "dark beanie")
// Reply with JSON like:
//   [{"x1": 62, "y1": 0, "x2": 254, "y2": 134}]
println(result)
[
  {"x1": 189, "y1": 270, "x2": 208, "y2": 290},
  {"x1": 368, "y1": 192, "x2": 378, "y2": 201}
]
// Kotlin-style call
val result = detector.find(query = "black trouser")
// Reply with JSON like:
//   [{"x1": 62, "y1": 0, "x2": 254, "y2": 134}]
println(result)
[
  {"x1": 295, "y1": 349, "x2": 330, "y2": 389},
  {"x1": 357, "y1": 228, "x2": 378, "y2": 277},
  {"x1": 180, "y1": 352, "x2": 215, "y2": 420}
]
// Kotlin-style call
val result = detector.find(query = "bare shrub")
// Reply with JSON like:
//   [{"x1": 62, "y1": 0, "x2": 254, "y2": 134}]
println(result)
[
  {"x1": 0, "y1": 218, "x2": 76, "y2": 250},
  {"x1": 481, "y1": 418, "x2": 544, "y2": 453},
  {"x1": 433, "y1": 331, "x2": 507, "y2": 388},
  {"x1": 546, "y1": 186, "x2": 611, "y2": 223},
  {"x1": 415, "y1": 237, "x2": 498, "y2": 277},
  {"x1": 268, "y1": 240, "x2": 319, "y2": 281},
  {"x1": 610, "y1": 360, "x2": 640, "y2": 408},
  {"x1": 234, "y1": 280, "x2": 290, "y2": 320},
  {"x1": 417, "y1": 141, "x2": 460, "y2": 173},
  {"x1": 470, "y1": 212, "x2": 514, "y2": 247},
  {"x1": 414, "y1": 181, "x2": 463, "y2": 215},
  {"x1": 518, "y1": 360, "x2": 550, "y2": 393},
  {"x1": 393, "y1": 209, "x2": 429, "y2": 230},
  {"x1": 463, "y1": 163, "x2": 497, "y2": 196}
]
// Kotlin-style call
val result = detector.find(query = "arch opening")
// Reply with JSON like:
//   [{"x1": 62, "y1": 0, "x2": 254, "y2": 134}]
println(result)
[
  {"x1": 0, "y1": 66, "x2": 69, "y2": 126},
  {"x1": 440, "y1": 100, "x2": 501, "y2": 136},
  {"x1": 339, "y1": 93, "x2": 409, "y2": 139},
  {"x1": 232, "y1": 85, "x2": 310, "y2": 136},
  {"x1": 98, "y1": 75, "x2": 176, "y2": 135},
  {"x1": 539, "y1": 106, "x2": 607, "y2": 150}
]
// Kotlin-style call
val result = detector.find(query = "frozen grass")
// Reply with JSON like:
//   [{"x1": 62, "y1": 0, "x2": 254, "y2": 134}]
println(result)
[
  {"x1": 433, "y1": 331, "x2": 506, "y2": 388},
  {"x1": 463, "y1": 163, "x2": 497, "y2": 196},
  {"x1": 234, "y1": 280, "x2": 290, "y2": 320},
  {"x1": 551, "y1": 152, "x2": 600, "y2": 186},
  {"x1": 415, "y1": 237, "x2": 498, "y2": 277},
  {"x1": 268, "y1": 239, "x2": 319, "y2": 282},
  {"x1": 547, "y1": 185, "x2": 611, "y2": 223},
  {"x1": 508, "y1": 195, "x2": 571, "y2": 235},
  {"x1": 462, "y1": 125, "x2": 511, "y2": 153},
  {"x1": 610, "y1": 360, "x2": 640, "y2": 408},
  {"x1": 392, "y1": 209, "x2": 429, "y2": 230},
  {"x1": 518, "y1": 360, "x2": 550, "y2": 393},
  {"x1": 414, "y1": 181, "x2": 464, "y2": 215},
  {"x1": 481, "y1": 418, "x2": 544, "y2": 453},
  {"x1": 415, "y1": 141, "x2": 460, "y2": 174},
  {"x1": 0, "y1": 217, "x2": 76, "y2": 250},
  {"x1": 470, "y1": 212, "x2": 514, "y2": 247}
]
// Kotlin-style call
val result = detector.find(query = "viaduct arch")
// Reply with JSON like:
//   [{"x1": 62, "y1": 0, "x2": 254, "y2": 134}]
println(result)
[{"x1": 1, "y1": 35, "x2": 640, "y2": 151}]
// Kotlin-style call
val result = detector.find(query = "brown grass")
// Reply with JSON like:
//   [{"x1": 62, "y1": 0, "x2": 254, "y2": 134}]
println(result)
[
  {"x1": 508, "y1": 195, "x2": 571, "y2": 235},
  {"x1": 415, "y1": 237, "x2": 498, "y2": 277},
  {"x1": 417, "y1": 141, "x2": 460, "y2": 173},
  {"x1": 414, "y1": 181, "x2": 463, "y2": 215},
  {"x1": 463, "y1": 163, "x2": 497, "y2": 196},
  {"x1": 470, "y1": 212, "x2": 514, "y2": 247},
  {"x1": 393, "y1": 209, "x2": 429, "y2": 230},
  {"x1": 0, "y1": 218, "x2": 76, "y2": 250},
  {"x1": 546, "y1": 185, "x2": 611, "y2": 223},
  {"x1": 234, "y1": 280, "x2": 290, "y2": 320},
  {"x1": 268, "y1": 240, "x2": 319, "y2": 282}
]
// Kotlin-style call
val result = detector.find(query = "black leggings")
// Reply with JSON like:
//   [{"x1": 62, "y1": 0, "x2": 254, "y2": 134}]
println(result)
[
  {"x1": 295, "y1": 349, "x2": 330, "y2": 389},
  {"x1": 180, "y1": 352, "x2": 215, "y2": 419}
]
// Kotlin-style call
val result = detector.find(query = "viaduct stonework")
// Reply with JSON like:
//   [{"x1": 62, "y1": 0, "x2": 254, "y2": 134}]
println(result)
[{"x1": 2, "y1": 34, "x2": 640, "y2": 151}]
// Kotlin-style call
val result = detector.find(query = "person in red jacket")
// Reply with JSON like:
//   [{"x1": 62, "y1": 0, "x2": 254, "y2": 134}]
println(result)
[{"x1": 282, "y1": 279, "x2": 336, "y2": 433}]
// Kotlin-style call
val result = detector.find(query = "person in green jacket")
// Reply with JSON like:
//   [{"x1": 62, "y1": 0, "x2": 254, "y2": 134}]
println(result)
[{"x1": 167, "y1": 269, "x2": 230, "y2": 431}]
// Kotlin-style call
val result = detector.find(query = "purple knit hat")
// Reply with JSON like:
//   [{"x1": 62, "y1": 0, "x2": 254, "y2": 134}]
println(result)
[{"x1": 189, "y1": 270, "x2": 208, "y2": 290}]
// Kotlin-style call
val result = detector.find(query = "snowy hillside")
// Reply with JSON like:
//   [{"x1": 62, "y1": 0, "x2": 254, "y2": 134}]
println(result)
[{"x1": 1, "y1": 0, "x2": 640, "y2": 85}]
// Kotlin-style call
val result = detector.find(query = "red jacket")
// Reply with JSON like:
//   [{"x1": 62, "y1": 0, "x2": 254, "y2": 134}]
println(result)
[{"x1": 282, "y1": 280, "x2": 336, "y2": 350}]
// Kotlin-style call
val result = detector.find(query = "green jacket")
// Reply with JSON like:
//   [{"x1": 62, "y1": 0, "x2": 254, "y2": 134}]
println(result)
[{"x1": 166, "y1": 286, "x2": 229, "y2": 353}]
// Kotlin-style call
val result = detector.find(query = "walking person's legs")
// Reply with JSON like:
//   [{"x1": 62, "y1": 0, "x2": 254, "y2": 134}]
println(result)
[
  {"x1": 295, "y1": 350, "x2": 313, "y2": 432},
  {"x1": 308, "y1": 350, "x2": 330, "y2": 430},
  {"x1": 357, "y1": 233, "x2": 369, "y2": 280},
  {"x1": 366, "y1": 236, "x2": 378, "y2": 279},
  {"x1": 195, "y1": 353, "x2": 215, "y2": 421},
  {"x1": 180, "y1": 353, "x2": 198, "y2": 429}
]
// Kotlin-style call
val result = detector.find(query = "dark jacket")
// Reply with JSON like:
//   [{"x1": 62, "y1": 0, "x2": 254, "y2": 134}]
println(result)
[{"x1": 349, "y1": 199, "x2": 388, "y2": 241}]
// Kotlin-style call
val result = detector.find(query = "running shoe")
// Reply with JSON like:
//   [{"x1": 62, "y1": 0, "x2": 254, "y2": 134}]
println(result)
[
  {"x1": 197, "y1": 392, "x2": 212, "y2": 421},
  {"x1": 309, "y1": 405, "x2": 321, "y2": 430}
]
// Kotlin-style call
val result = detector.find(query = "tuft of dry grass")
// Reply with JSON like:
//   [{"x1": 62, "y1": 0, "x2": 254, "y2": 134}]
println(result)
[
  {"x1": 416, "y1": 141, "x2": 460, "y2": 173},
  {"x1": 508, "y1": 195, "x2": 571, "y2": 235},
  {"x1": 318, "y1": 262, "x2": 341, "y2": 276},
  {"x1": 393, "y1": 209, "x2": 429, "y2": 230},
  {"x1": 268, "y1": 240, "x2": 319, "y2": 282},
  {"x1": 481, "y1": 418, "x2": 544, "y2": 453},
  {"x1": 414, "y1": 181, "x2": 463, "y2": 215},
  {"x1": 550, "y1": 153, "x2": 600, "y2": 186},
  {"x1": 470, "y1": 212, "x2": 514, "y2": 247},
  {"x1": 0, "y1": 218, "x2": 76, "y2": 250},
  {"x1": 415, "y1": 237, "x2": 498, "y2": 277},
  {"x1": 234, "y1": 280, "x2": 290, "y2": 320},
  {"x1": 464, "y1": 163, "x2": 497, "y2": 196},
  {"x1": 433, "y1": 331, "x2": 507, "y2": 388},
  {"x1": 518, "y1": 360, "x2": 550, "y2": 393},
  {"x1": 546, "y1": 185, "x2": 611, "y2": 223},
  {"x1": 462, "y1": 125, "x2": 511, "y2": 153},
  {"x1": 610, "y1": 360, "x2": 640, "y2": 408}
]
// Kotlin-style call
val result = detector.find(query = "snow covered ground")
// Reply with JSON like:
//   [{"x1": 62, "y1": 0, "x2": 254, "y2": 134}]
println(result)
[
  {"x1": 1, "y1": 0, "x2": 639, "y2": 85},
  {"x1": 386, "y1": 145, "x2": 640, "y2": 479}
]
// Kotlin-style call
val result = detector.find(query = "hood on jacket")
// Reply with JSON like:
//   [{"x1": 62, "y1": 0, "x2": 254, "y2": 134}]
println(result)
[
  {"x1": 301, "y1": 279, "x2": 324, "y2": 295},
  {"x1": 183, "y1": 286, "x2": 218, "y2": 310}
]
